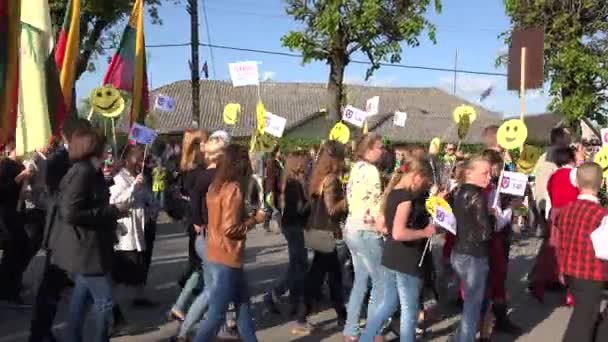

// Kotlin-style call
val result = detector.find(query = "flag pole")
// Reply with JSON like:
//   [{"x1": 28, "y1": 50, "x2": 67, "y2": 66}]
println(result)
[{"x1": 111, "y1": 118, "x2": 118, "y2": 159}]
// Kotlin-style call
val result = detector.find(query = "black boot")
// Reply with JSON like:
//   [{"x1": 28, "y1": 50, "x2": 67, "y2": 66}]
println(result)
[{"x1": 492, "y1": 303, "x2": 522, "y2": 334}]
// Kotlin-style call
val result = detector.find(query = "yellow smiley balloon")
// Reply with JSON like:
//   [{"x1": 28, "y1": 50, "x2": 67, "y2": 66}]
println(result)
[
  {"x1": 223, "y1": 103, "x2": 240, "y2": 125},
  {"x1": 90, "y1": 85, "x2": 125, "y2": 118},
  {"x1": 329, "y1": 122, "x2": 350, "y2": 144},
  {"x1": 497, "y1": 119, "x2": 528, "y2": 150},
  {"x1": 425, "y1": 195, "x2": 452, "y2": 218},
  {"x1": 430, "y1": 137, "x2": 441, "y2": 150},
  {"x1": 516, "y1": 145, "x2": 542, "y2": 175},
  {"x1": 594, "y1": 147, "x2": 608, "y2": 177},
  {"x1": 452, "y1": 105, "x2": 477, "y2": 124}
]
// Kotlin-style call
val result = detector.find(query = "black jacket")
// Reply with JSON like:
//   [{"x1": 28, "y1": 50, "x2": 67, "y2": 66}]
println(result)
[
  {"x1": 41, "y1": 147, "x2": 71, "y2": 249},
  {"x1": 450, "y1": 183, "x2": 493, "y2": 257},
  {"x1": 48, "y1": 160, "x2": 118, "y2": 276}
]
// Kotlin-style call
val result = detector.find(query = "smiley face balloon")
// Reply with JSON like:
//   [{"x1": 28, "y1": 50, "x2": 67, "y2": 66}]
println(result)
[
  {"x1": 516, "y1": 145, "x2": 542, "y2": 174},
  {"x1": 452, "y1": 105, "x2": 477, "y2": 124},
  {"x1": 497, "y1": 119, "x2": 528, "y2": 150},
  {"x1": 90, "y1": 85, "x2": 125, "y2": 118},
  {"x1": 329, "y1": 122, "x2": 350, "y2": 144},
  {"x1": 594, "y1": 147, "x2": 608, "y2": 177}
]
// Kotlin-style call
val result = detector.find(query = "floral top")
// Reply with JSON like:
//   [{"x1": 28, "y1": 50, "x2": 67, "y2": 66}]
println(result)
[{"x1": 346, "y1": 160, "x2": 382, "y2": 231}]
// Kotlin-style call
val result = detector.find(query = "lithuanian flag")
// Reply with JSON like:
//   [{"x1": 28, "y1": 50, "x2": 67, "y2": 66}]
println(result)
[
  {"x1": 0, "y1": 0, "x2": 21, "y2": 145},
  {"x1": 54, "y1": 0, "x2": 80, "y2": 130},
  {"x1": 103, "y1": 0, "x2": 149, "y2": 125},
  {"x1": 16, "y1": 0, "x2": 54, "y2": 156}
]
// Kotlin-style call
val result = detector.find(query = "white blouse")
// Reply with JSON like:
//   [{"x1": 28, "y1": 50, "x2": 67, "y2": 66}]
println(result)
[{"x1": 110, "y1": 168, "x2": 159, "y2": 252}]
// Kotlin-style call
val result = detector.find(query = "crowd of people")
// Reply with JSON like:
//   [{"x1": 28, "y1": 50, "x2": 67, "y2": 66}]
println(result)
[{"x1": 0, "y1": 119, "x2": 607, "y2": 342}]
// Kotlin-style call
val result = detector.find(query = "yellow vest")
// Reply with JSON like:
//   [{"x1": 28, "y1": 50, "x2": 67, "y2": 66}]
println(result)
[{"x1": 152, "y1": 168, "x2": 167, "y2": 192}]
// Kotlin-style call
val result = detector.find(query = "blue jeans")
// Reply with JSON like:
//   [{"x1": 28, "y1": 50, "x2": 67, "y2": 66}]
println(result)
[
  {"x1": 343, "y1": 229, "x2": 385, "y2": 337},
  {"x1": 65, "y1": 275, "x2": 113, "y2": 342},
  {"x1": 450, "y1": 252, "x2": 489, "y2": 342},
  {"x1": 273, "y1": 224, "x2": 308, "y2": 296},
  {"x1": 361, "y1": 268, "x2": 421, "y2": 342},
  {"x1": 179, "y1": 236, "x2": 214, "y2": 337},
  {"x1": 173, "y1": 236, "x2": 208, "y2": 316},
  {"x1": 193, "y1": 262, "x2": 257, "y2": 342}
]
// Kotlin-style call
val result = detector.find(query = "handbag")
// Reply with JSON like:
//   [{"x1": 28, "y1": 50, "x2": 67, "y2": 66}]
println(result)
[{"x1": 303, "y1": 177, "x2": 336, "y2": 253}]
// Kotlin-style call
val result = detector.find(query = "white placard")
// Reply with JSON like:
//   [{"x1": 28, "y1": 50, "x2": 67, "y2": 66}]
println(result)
[
  {"x1": 342, "y1": 105, "x2": 368, "y2": 128},
  {"x1": 499, "y1": 171, "x2": 528, "y2": 197},
  {"x1": 601, "y1": 128, "x2": 608, "y2": 146},
  {"x1": 366, "y1": 96, "x2": 379, "y2": 116},
  {"x1": 228, "y1": 61, "x2": 259, "y2": 87},
  {"x1": 264, "y1": 112, "x2": 287, "y2": 138},
  {"x1": 434, "y1": 206, "x2": 456, "y2": 235},
  {"x1": 394, "y1": 111, "x2": 407, "y2": 127}
]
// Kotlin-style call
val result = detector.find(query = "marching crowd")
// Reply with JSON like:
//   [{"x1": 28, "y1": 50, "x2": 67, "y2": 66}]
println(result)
[{"x1": 0, "y1": 120, "x2": 607, "y2": 342}]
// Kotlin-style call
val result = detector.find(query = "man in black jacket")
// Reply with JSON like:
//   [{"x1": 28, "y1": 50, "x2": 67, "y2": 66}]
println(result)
[{"x1": 28, "y1": 119, "x2": 92, "y2": 342}]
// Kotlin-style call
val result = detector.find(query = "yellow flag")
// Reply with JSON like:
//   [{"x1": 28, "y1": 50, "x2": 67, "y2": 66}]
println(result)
[
  {"x1": 223, "y1": 103, "x2": 240, "y2": 125},
  {"x1": 57, "y1": 0, "x2": 80, "y2": 113},
  {"x1": 131, "y1": 0, "x2": 146, "y2": 124},
  {"x1": 256, "y1": 99, "x2": 266, "y2": 134},
  {"x1": 16, "y1": 0, "x2": 54, "y2": 156}
]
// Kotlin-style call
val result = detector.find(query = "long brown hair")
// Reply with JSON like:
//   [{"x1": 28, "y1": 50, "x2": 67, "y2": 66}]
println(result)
[
  {"x1": 309, "y1": 141, "x2": 345, "y2": 196},
  {"x1": 180, "y1": 129, "x2": 209, "y2": 172},
  {"x1": 282, "y1": 151, "x2": 308, "y2": 194},
  {"x1": 211, "y1": 144, "x2": 252, "y2": 188},
  {"x1": 354, "y1": 133, "x2": 381, "y2": 161}
]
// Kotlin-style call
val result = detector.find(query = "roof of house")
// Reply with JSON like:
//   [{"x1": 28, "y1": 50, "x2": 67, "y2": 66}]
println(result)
[{"x1": 129, "y1": 80, "x2": 503, "y2": 143}]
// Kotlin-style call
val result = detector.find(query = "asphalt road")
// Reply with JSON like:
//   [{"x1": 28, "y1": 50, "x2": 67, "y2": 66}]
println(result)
[{"x1": 0, "y1": 217, "x2": 574, "y2": 341}]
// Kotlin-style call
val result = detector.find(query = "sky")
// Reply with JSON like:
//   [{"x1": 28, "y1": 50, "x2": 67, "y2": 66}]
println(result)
[{"x1": 76, "y1": 0, "x2": 552, "y2": 117}]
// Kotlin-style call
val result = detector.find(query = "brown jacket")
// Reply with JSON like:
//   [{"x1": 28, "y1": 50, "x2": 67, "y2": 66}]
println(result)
[{"x1": 206, "y1": 181, "x2": 256, "y2": 268}]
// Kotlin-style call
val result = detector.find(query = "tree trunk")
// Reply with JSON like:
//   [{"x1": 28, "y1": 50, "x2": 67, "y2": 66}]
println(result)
[
  {"x1": 188, "y1": 0, "x2": 200, "y2": 126},
  {"x1": 327, "y1": 54, "x2": 347, "y2": 122}
]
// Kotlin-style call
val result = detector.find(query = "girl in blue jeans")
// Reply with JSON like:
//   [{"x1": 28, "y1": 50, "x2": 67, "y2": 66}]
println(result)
[{"x1": 361, "y1": 158, "x2": 435, "y2": 342}]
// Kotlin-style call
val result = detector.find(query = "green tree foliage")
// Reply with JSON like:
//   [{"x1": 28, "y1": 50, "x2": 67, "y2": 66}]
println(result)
[
  {"x1": 500, "y1": 0, "x2": 608, "y2": 125},
  {"x1": 49, "y1": 0, "x2": 176, "y2": 80},
  {"x1": 281, "y1": 0, "x2": 441, "y2": 121}
]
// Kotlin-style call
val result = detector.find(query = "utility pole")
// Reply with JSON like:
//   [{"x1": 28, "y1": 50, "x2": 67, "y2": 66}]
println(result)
[{"x1": 187, "y1": 0, "x2": 200, "y2": 126}]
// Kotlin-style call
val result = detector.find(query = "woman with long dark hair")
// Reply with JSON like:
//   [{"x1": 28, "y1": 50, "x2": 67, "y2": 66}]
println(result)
[
  {"x1": 51, "y1": 129, "x2": 121, "y2": 342},
  {"x1": 264, "y1": 151, "x2": 310, "y2": 314},
  {"x1": 193, "y1": 144, "x2": 266, "y2": 342},
  {"x1": 291, "y1": 141, "x2": 348, "y2": 335}
]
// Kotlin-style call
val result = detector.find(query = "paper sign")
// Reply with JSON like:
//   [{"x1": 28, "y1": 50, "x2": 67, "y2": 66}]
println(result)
[
  {"x1": 129, "y1": 123, "x2": 158, "y2": 145},
  {"x1": 601, "y1": 128, "x2": 608, "y2": 146},
  {"x1": 366, "y1": 96, "x2": 379, "y2": 116},
  {"x1": 223, "y1": 103, "x2": 240, "y2": 125},
  {"x1": 499, "y1": 171, "x2": 528, "y2": 196},
  {"x1": 228, "y1": 61, "x2": 259, "y2": 87},
  {"x1": 263, "y1": 112, "x2": 287, "y2": 138},
  {"x1": 154, "y1": 95, "x2": 175, "y2": 112},
  {"x1": 342, "y1": 105, "x2": 368, "y2": 128},
  {"x1": 393, "y1": 111, "x2": 407, "y2": 127},
  {"x1": 434, "y1": 206, "x2": 457, "y2": 235}
]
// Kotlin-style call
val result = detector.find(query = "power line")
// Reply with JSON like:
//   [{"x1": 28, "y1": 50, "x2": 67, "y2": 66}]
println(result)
[{"x1": 142, "y1": 42, "x2": 507, "y2": 77}]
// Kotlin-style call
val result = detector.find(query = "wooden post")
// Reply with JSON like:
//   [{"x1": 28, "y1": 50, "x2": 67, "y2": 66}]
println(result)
[{"x1": 519, "y1": 47, "x2": 527, "y2": 121}]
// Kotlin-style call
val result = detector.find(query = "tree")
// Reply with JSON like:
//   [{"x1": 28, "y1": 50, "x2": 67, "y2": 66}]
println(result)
[
  {"x1": 281, "y1": 0, "x2": 441, "y2": 121},
  {"x1": 49, "y1": 0, "x2": 176, "y2": 81},
  {"x1": 500, "y1": 1, "x2": 608, "y2": 125}
]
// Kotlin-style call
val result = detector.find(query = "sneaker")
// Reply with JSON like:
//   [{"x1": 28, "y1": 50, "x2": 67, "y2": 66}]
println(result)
[{"x1": 291, "y1": 321, "x2": 315, "y2": 335}]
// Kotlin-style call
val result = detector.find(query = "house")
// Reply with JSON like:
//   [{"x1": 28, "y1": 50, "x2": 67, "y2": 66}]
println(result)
[
  {"x1": 133, "y1": 80, "x2": 503, "y2": 144},
  {"x1": 516, "y1": 112, "x2": 600, "y2": 144}
]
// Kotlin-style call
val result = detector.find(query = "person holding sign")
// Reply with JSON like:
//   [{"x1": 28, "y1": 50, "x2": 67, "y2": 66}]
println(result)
[
  {"x1": 448, "y1": 156, "x2": 493, "y2": 342},
  {"x1": 530, "y1": 147, "x2": 579, "y2": 304},
  {"x1": 361, "y1": 158, "x2": 435, "y2": 342}
]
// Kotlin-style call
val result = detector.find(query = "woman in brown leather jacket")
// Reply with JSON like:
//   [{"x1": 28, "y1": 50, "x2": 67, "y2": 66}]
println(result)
[
  {"x1": 292, "y1": 141, "x2": 348, "y2": 335},
  {"x1": 193, "y1": 144, "x2": 265, "y2": 342}
]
